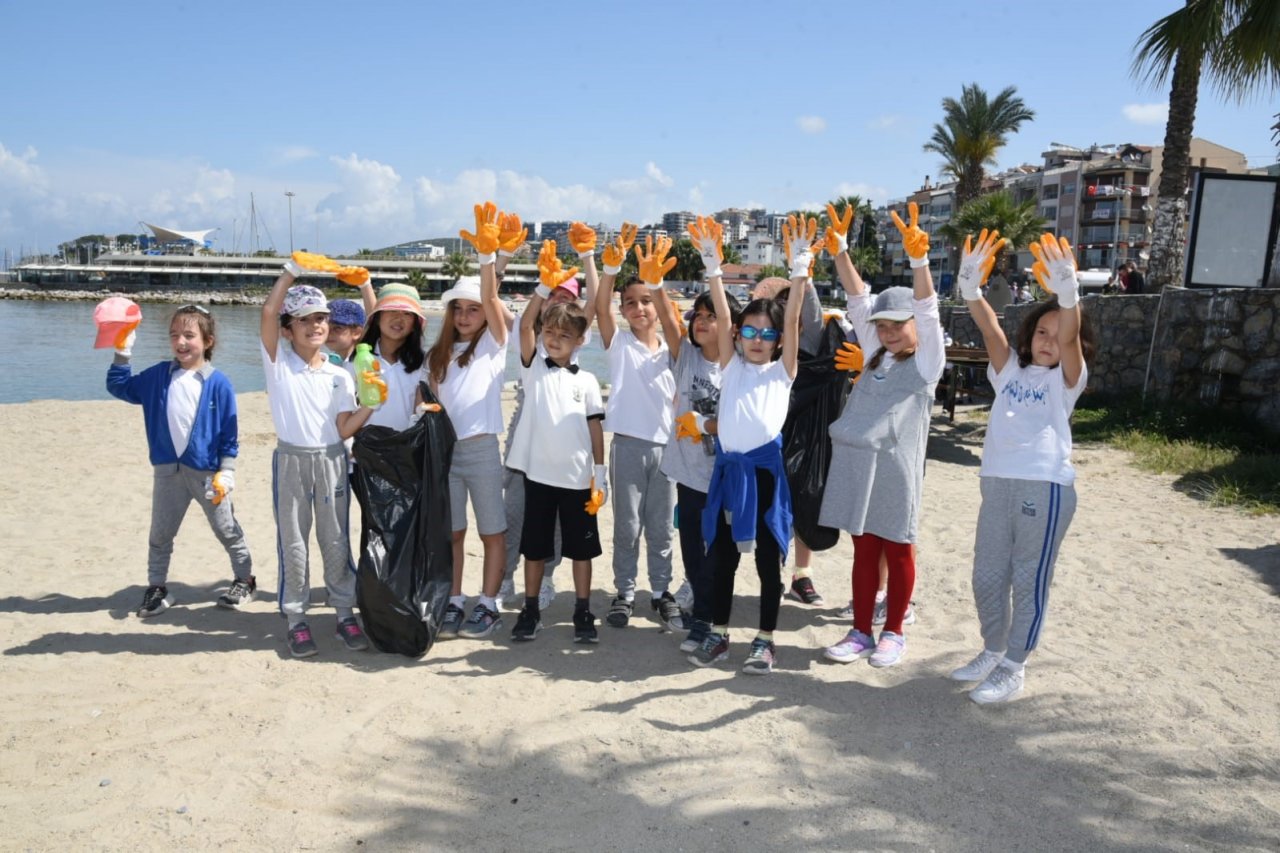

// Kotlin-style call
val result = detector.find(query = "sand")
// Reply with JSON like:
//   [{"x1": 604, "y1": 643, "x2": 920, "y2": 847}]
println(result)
[{"x1": 1, "y1": 393, "x2": 1277, "y2": 852}]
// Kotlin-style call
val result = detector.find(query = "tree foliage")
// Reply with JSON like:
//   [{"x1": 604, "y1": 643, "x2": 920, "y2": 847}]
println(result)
[
  {"x1": 923, "y1": 83, "x2": 1035, "y2": 211},
  {"x1": 441, "y1": 252, "x2": 471, "y2": 280},
  {"x1": 938, "y1": 192, "x2": 1047, "y2": 251}
]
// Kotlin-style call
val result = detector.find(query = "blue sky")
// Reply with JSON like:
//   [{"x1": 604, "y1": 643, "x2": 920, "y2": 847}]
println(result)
[{"x1": 2, "y1": 0, "x2": 1276, "y2": 257}]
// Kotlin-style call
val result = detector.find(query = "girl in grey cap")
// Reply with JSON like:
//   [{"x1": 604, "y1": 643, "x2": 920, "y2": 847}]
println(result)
[{"x1": 819, "y1": 201, "x2": 946, "y2": 669}]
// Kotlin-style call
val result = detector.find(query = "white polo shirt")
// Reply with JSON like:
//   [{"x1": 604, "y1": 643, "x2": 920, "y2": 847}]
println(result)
[
  {"x1": 357, "y1": 343, "x2": 428, "y2": 432},
  {"x1": 437, "y1": 327, "x2": 507, "y2": 439},
  {"x1": 262, "y1": 341, "x2": 356, "y2": 447},
  {"x1": 604, "y1": 329, "x2": 675, "y2": 443},
  {"x1": 506, "y1": 357, "x2": 604, "y2": 490}
]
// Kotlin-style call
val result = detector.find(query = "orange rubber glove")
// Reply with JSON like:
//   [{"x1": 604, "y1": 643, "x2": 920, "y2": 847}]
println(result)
[
  {"x1": 674, "y1": 411, "x2": 705, "y2": 443},
  {"x1": 536, "y1": 240, "x2": 579, "y2": 297},
  {"x1": 601, "y1": 240, "x2": 626, "y2": 275},
  {"x1": 497, "y1": 212, "x2": 528, "y2": 257},
  {"x1": 890, "y1": 202, "x2": 930, "y2": 267},
  {"x1": 634, "y1": 235, "x2": 676, "y2": 289},
  {"x1": 584, "y1": 464, "x2": 608, "y2": 515},
  {"x1": 834, "y1": 341, "x2": 864, "y2": 378},
  {"x1": 782, "y1": 214, "x2": 820, "y2": 278},
  {"x1": 335, "y1": 266, "x2": 370, "y2": 287},
  {"x1": 824, "y1": 202, "x2": 854, "y2": 255},
  {"x1": 290, "y1": 250, "x2": 343, "y2": 273},
  {"x1": 459, "y1": 201, "x2": 501, "y2": 262},
  {"x1": 568, "y1": 222, "x2": 597, "y2": 258},
  {"x1": 618, "y1": 222, "x2": 638, "y2": 252},
  {"x1": 1029, "y1": 233, "x2": 1080, "y2": 308},
  {"x1": 206, "y1": 471, "x2": 234, "y2": 506}
]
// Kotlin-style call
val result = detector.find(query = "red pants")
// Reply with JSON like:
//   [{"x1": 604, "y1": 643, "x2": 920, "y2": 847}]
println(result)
[{"x1": 851, "y1": 533, "x2": 915, "y2": 635}]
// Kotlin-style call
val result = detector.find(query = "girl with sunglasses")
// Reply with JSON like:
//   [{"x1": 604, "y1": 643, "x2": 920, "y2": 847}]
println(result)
[{"x1": 685, "y1": 214, "x2": 816, "y2": 674}]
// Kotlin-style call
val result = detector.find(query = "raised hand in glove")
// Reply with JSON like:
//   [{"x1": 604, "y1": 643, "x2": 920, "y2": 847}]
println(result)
[
  {"x1": 834, "y1": 341, "x2": 864, "y2": 378},
  {"x1": 618, "y1": 222, "x2": 638, "y2": 252},
  {"x1": 957, "y1": 229, "x2": 1006, "y2": 301},
  {"x1": 634, "y1": 235, "x2": 676, "y2": 289},
  {"x1": 687, "y1": 216, "x2": 724, "y2": 279},
  {"x1": 498, "y1": 212, "x2": 528, "y2": 257},
  {"x1": 286, "y1": 250, "x2": 343, "y2": 278},
  {"x1": 1029, "y1": 233, "x2": 1080, "y2": 308},
  {"x1": 536, "y1": 240, "x2": 579, "y2": 298},
  {"x1": 459, "y1": 201, "x2": 501, "y2": 262},
  {"x1": 584, "y1": 464, "x2": 608, "y2": 515},
  {"x1": 601, "y1": 239, "x2": 626, "y2": 275},
  {"x1": 568, "y1": 222, "x2": 597, "y2": 258},
  {"x1": 335, "y1": 266, "x2": 370, "y2": 287},
  {"x1": 890, "y1": 202, "x2": 930, "y2": 267},
  {"x1": 674, "y1": 411, "x2": 706, "y2": 443},
  {"x1": 114, "y1": 324, "x2": 139, "y2": 357},
  {"x1": 782, "y1": 213, "x2": 820, "y2": 279},
  {"x1": 824, "y1": 202, "x2": 854, "y2": 255},
  {"x1": 206, "y1": 470, "x2": 234, "y2": 506}
]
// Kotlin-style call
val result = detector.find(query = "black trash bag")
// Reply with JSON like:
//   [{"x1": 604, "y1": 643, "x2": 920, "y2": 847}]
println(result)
[
  {"x1": 782, "y1": 318, "x2": 853, "y2": 552},
  {"x1": 351, "y1": 383, "x2": 456, "y2": 657}
]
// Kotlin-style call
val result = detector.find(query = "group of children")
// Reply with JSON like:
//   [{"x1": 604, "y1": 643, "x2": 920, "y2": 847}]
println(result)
[{"x1": 104, "y1": 199, "x2": 1094, "y2": 703}]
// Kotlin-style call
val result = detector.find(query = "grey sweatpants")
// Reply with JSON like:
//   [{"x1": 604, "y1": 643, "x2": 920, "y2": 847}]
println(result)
[
  {"x1": 609, "y1": 434, "x2": 675, "y2": 599},
  {"x1": 147, "y1": 463, "x2": 252, "y2": 586},
  {"x1": 273, "y1": 441, "x2": 357, "y2": 625},
  {"x1": 972, "y1": 477, "x2": 1077, "y2": 664}
]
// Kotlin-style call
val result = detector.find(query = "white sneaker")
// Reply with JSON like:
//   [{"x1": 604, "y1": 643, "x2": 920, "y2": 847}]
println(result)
[
  {"x1": 970, "y1": 664, "x2": 1025, "y2": 704},
  {"x1": 872, "y1": 598, "x2": 916, "y2": 626},
  {"x1": 950, "y1": 649, "x2": 1005, "y2": 682},
  {"x1": 673, "y1": 579, "x2": 694, "y2": 613},
  {"x1": 538, "y1": 577, "x2": 556, "y2": 610},
  {"x1": 496, "y1": 579, "x2": 515, "y2": 611},
  {"x1": 823, "y1": 629, "x2": 876, "y2": 663}
]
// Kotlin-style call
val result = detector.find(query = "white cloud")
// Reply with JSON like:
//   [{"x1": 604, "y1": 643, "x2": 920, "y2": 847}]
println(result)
[
  {"x1": 868, "y1": 115, "x2": 900, "y2": 130},
  {"x1": 834, "y1": 181, "x2": 891, "y2": 205},
  {"x1": 277, "y1": 145, "x2": 319, "y2": 163},
  {"x1": 796, "y1": 115, "x2": 827, "y2": 134},
  {"x1": 1123, "y1": 103, "x2": 1168, "y2": 125}
]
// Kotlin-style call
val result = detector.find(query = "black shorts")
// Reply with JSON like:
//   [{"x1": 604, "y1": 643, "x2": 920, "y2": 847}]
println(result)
[{"x1": 520, "y1": 477, "x2": 602, "y2": 561}]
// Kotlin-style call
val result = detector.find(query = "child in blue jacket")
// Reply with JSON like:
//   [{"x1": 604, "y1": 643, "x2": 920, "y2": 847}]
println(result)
[{"x1": 106, "y1": 305, "x2": 254, "y2": 618}]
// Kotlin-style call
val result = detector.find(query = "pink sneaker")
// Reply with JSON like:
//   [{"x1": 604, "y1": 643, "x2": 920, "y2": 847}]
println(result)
[
  {"x1": 823, "y1": 629, "x2": 876, "y2": 663},
  {"x1": 869, "y1": 631, "x2": 906, "y2": 668}
]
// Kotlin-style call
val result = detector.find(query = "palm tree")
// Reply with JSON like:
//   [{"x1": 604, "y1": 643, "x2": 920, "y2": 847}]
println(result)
[
  {"x1": 1132, "y1": 0, "x2": 1280, "y2": 291},
  {"x1": 441, "y1": 252, "x2": 471, "y2": 280},
  {"x1": 923, "y1": 84, "x2": 1035, "y2": 212},
  {"x1": 938, "y1": 192, "x2": 1047, "y2": 252},
  {"x1": 404, "y1": 269, "x2": 428, "y2": 293}
]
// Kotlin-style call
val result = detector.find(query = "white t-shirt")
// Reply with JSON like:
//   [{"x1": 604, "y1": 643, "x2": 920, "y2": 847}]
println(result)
[
  {"x1": 166, "y1": 368, "x2": 203, "y2": 458},
  {"x1": 604, "y1": 329, "x2": 675, "y2": 443},
  {"x1": 262, "y1": 341, "x2": 356, "y2": 447},
  {"x1": 437, "y1": 327, "x2": 507, "y2": 440},
  {"x1": 660, "y1": 343, "x2": 722, "y2": 492},
  {"x1": 357, "y1": 343, "x2": 428, "y2": 432},
  {"x1": 981, "y1": 359, "x2": 1088, "y2": 485},
  {"x1": 506, "y1": 358, "x2": 604, "y2": 489},
  {"x1": 716, "y1": 355, "x2": 793, "y2": 453}
]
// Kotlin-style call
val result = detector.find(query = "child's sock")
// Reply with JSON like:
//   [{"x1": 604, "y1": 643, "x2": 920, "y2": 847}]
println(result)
[
  {"x1": 712, "y1": 623, "x2": 729, "y2": 637},
  {"x1": 335, "y1": 606, "x2": 354, "y2": 621},
  {"x1": 449, "y1": 594, "x2": 467, "y2": 609},
  {"x1": 874, "y1": 589, "x2": 887, "y2": 604},
  {"x1": 793, "y1": 568, "x2": 812, "y2": 580},
  {"x1": 524, "y1": 595, "x2": 540, "y2": 615},
  {"x1": 575, "y1": 597, "x2": 589, "y2": 613},
  {"x1": 478, "y1": 595, "x2": 496, "y2": 611},
  {"x1": 755, "y1": 630, "x2": 774, "y2": 642},
  {"x1": 1001, "y1": 660, "x2": 1026, "y2": 674}
]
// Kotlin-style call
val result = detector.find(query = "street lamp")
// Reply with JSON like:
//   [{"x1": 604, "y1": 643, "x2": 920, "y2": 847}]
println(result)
[{"x1": 284, "y1": 191, "x2": 296, "y2": 254}]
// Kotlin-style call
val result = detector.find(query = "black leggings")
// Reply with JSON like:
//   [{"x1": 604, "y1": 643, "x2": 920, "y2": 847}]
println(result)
[{"x1": 709, "y1": 469, "x2": 782, "y2": 633}]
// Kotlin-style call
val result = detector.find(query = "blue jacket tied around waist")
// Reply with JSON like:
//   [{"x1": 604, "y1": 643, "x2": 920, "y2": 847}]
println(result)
[{"x1": 702, "y1": 435, "x2": 793, "y2": 561}]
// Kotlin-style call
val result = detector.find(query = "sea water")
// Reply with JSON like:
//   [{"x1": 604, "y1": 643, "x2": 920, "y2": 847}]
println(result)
[{"x1": 0, "y1": 300, "x2": 610, "y2": 404}]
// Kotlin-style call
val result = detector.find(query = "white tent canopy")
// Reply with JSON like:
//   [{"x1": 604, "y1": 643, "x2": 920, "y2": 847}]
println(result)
[{"x1": 143, "y1": 223, "x2": 217, "y2": 245}]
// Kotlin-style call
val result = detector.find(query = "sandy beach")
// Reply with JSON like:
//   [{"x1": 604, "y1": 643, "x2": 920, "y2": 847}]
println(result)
[{"x1": 1, "y1": 390, "x2": 1277, "y2": 852}]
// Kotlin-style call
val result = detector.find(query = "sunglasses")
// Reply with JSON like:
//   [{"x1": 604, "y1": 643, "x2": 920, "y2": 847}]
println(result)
[
  {"x1": 178, "y1": 304, "x2": 211, "y2": 315},
  {"x1": 739, "y1": 326, "x2": 779, "y2": 341}
]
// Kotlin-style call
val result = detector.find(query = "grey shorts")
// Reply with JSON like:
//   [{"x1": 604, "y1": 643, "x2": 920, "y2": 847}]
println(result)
[{"x1": 449, "y1": 434, "x2": 508, "y2": 535}]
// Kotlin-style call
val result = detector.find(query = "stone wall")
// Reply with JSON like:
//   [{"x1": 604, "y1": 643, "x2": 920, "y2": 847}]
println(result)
[{"x1": 941, "y1": 289, "x2": 1280, "y2": 433}]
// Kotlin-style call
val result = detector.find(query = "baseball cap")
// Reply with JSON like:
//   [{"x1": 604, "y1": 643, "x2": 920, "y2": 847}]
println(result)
[
  {"x1": 92, "y1": 296, "x2": 142, "y2": 349},
  {"x1": 370, "y1": 282, "x2": 425, "y2": 319},
  {"x1": 868, "y1": 287, "x2": 915, "y2": 322},
  {"x1": 328, "y1": 299, "x2": 366, "y2": 327},
  {"x1": 441, "y1": 276, "x2": 482, "y2": 306},
  {"x1": 282, "y1": 285, "x2": 329, "y2": 317},
  {"x1": 553, "y1": 278, "x2": 580, "y2": 299}
]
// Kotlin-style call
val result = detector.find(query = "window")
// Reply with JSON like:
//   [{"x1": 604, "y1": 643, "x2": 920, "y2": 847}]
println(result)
[
  {"x1": 1042, "y1": 184, "x2": 1059, "y2": 200},
  {"x1": 1062, "y1": 182, "x2": 1076, "y2": 195},
  {"x1": 1041, "y1": 206, "x2": 1057, "y2": 219}
]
